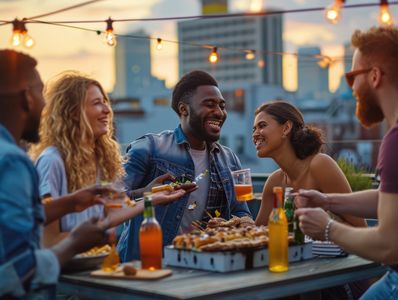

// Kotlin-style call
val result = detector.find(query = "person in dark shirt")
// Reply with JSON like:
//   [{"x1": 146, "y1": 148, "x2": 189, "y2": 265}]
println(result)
[{"x1": 295, "y1": 26, "x2": 398, "y2": 299}]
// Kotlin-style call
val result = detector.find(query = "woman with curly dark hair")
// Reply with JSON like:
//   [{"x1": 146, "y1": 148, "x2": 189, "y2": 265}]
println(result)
[
  {"x1": 253, "y1": 100, "x2": 368, "y2": 299},
  {"x1": 253, "y1": 100, "x2": 365, "y2": 228}
]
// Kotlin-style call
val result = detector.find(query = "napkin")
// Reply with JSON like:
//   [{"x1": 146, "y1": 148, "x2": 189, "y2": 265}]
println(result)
[{"x1": 312, "y1": 241, "x2": 348, "y2": 257}]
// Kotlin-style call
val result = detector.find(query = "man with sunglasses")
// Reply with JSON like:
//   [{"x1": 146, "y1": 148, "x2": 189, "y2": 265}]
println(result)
[{"x1": 295, "y1": 26, "x2": 398, "y2": 299}]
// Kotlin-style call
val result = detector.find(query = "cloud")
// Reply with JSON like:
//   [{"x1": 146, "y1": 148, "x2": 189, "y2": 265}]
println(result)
[{"x1": 284, "y1": 20, "x2": 337, "y2": 47}]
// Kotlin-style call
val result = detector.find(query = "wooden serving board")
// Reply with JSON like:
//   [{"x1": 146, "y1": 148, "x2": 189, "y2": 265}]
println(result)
[{"x1": 91, "y1": 267, "x2": 172, "y2": 280}]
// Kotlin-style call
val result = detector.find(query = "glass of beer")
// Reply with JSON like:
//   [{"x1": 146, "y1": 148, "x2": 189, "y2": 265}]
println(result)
[{"x1": 231, "y1": 168, "x2": 254, "y2": 201}]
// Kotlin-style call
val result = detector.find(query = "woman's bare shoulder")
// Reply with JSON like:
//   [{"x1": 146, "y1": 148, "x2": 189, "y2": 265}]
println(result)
[
  {"x1": 264, "y1": 169, "x2": 284, "y2": 190},
  {"x1": 309, "y1": 153, "x2": 338, "y2": 171}
]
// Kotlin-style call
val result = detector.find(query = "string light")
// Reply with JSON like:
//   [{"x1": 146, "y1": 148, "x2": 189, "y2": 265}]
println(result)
[
  {"x1": 103, "y1": 17, "x2": 116, "y2": 47},
  {"x1": 209, "y1": 47, "x2": 219, "y2": 64},
  {"x1": 156, "y1": 38, "x2": 163, "y2": 50},
  {"x1": 20, "y1": 22, "x2": 35, "y2": 48},
  {"x1": 379, "y1": 0, "x2": 394, "y2": 25},
  {"x1": 325, "y1": 0, "x2": 345, "y2": 24},
  {"x1": 245, "y1": 50, "x2": 256, "y2": 60},
  {"x1": 9, "y1": 19, "x2": 35, "y2": 48},
  {"x1": 10, "y1": 19, "x2": 23, "y2": 47},
  {"x1": 257, "y1": 59, "x2": 265, "y2": 68}
]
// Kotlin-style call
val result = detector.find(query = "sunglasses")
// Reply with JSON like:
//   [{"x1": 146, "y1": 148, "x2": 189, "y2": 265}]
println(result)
[{"x1": 345, "y1": 68, "x2": 372, "y2": 88}]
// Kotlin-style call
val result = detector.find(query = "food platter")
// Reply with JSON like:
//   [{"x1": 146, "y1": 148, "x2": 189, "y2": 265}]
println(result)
[
  {"x1": 63, "y1": 245, "x2": 111, "y2": 272},
  {"x1": 164, "y1": 242, "x2": 313, "y2": 273},
  {"x1": 63, "y1": 253, "x2": 108, "y2": 272},
  {"x1": 165, "y1": 216, "x2": 313, "y2": 272}
]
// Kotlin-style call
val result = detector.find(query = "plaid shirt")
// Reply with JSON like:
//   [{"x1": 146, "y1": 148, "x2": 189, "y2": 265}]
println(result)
[
  {"x1": 0, "y1": 125, "x2": 59, "y2": 299},
  {"x1": 118, "y1": 125, "x2": 251, "y2": 261}
]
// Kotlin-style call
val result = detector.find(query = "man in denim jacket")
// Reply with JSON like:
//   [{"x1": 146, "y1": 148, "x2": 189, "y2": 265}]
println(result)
[{"x1": 118, "y1": 70, "x2": 251, "y2": 261}]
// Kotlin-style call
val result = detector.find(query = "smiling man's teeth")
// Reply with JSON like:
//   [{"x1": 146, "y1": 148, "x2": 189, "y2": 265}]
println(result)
[{"x1": 208, "y1": 120, "x2": 221, "y2": 127}]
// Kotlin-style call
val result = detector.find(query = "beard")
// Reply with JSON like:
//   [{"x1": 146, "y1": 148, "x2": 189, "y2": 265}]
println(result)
[
  {"x1": 188, "y1": 109, "x2": 221, "y2": 144},
  {"x1": 22, "y1": 116, "x2": 40, "y2": 143},
  {"x1": 355, "y1": 83, "x2": 384, "y2": 128}
]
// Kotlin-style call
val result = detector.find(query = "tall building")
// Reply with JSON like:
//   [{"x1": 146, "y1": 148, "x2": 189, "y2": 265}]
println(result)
[
  {"x1": 112, "y1": 29, "x2": 166, "y2": 98},
  {"x1": 177, "y1": 4, "x2": 283, "y2": 86},
  {"x1": 297, "y1": 47, "x2": 329, "y2": 99}
]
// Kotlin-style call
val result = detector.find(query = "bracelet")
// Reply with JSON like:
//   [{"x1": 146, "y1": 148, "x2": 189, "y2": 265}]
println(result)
[{"x1": 324, "y1": 219, "x2": 335, "y2": 242}]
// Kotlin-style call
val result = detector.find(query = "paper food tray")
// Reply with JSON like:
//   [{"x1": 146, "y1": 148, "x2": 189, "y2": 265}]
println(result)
[{"x1": 164, "y1": 242, "x2": 313, "y2": 272}]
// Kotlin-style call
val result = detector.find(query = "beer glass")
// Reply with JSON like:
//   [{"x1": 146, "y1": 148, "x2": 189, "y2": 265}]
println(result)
[{"x1": 231, "y1": 168, "x2": 254, "y2": 201}]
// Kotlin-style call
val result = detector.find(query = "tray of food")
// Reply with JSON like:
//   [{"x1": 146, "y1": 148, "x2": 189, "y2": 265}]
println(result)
[
  {"x1": 63, "y1": 245, "x2": 111, "y2": 272},
  {"x1": 164, "y1": 216, "x2": 313, "y2": 272}
]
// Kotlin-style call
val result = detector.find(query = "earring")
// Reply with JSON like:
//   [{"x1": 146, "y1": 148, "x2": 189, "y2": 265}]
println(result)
[{"x1": 282, "y1": 134, "x2": 286, "y2": 139}]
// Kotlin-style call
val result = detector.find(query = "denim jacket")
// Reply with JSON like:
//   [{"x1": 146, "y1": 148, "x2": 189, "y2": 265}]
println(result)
[
  {"x1": 117, "y1": 125, "x2": 251, "y2": 261},
  {"x1": 0, "y1": 125, "x2": 59, "y2": 299}
]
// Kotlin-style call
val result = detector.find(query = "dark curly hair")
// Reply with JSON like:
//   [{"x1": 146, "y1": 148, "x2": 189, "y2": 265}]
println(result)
[
  {"x1": 255, "y1": 100, "x2": 325, "y2": 159},
  {"x1": 172, "y1": 70, "x2": 218, "y2": 115}
]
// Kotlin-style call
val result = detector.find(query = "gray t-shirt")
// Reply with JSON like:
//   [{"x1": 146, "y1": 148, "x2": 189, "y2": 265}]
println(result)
[
  {"x1": 179, "y1": 147, "x2": 209, "y2": 234},
  {"x1": 35, "y1": 146, "x2": 103, "y2": 231}
]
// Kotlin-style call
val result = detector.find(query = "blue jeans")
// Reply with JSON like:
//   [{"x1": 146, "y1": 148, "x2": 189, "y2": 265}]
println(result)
[{"x1": 360, "y1": 270, "x2": 398, "y2": 300}]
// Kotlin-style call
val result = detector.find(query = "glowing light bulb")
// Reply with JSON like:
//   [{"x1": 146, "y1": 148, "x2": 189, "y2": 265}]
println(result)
[
  {"x1": 10, "y1": 30, "x2": 23, "y2": 47},
  {"x1": 156, "y1": 38, "x2": 163, "y2": 50},
  {"x1": 245, "y1": 50, "x2": 256, "y2": 60},
  {"x1": 249, "y1": 0, "x2": 263, "y2": 12},
  {"x1": 209, "y1": 47, "x2": 218, "y2": 64},
  {"x1": 103, "y1": 18, "x2": 117, "y2": 47},
  {"x1": 379, "y1": 0, "x2": 393, "y2": 25},
  {"x1": 325, "y1": 0, "x2": 344, "y2": 24},
  {"x1": 23, "y1": 34, "x2": 35, "y2": 48},
  {"x1": 20, "y1": 22, "x2": 34, "y2": 49},
  {"x1": 10, "y1": 19, "x2": 23, "y2": 47}
]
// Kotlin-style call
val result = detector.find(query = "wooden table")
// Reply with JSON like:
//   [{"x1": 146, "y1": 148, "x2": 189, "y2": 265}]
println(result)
[{"x1": 59, "y1": 255, "x2": 386, "y2": 300}]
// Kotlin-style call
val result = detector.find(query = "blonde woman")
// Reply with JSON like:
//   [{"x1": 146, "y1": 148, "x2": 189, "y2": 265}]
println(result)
[{"x1": 30, "y1": 71, "x2": 190, "y2": 246}]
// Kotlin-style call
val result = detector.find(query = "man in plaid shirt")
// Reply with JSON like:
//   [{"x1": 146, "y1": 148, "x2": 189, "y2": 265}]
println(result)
[{"x1": 119, "y1": 70, "x2": 251, "y2": 262}]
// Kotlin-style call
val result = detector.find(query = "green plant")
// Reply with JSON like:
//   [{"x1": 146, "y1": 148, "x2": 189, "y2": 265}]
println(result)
[{"x1": 337, "y1": 158, "x2": 373, "y2": 191}]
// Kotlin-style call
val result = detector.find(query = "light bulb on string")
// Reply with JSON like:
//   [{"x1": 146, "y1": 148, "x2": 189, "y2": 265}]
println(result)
[
  {"x1": 257, "y1": 59, "x2": 265, "y2": 68},
  {"x1": 245, "y1": 50, "x2": 256, "y2": 60},
  {"x1": 103, "y1": 17, "x2": 117, "y2": 47},
  {"x1": 379, "y1": 0, "x2": 393, "y2": 25},
  {"x1": 209, "y1": 47, "x2": 218, "y2": 64},
  {"x1": 20, "y1": 21, "x2": 35, "y2": 49},
  {"x1": 156, "y1": 38, "x2": 163, "y2": 50},
  {"x1": 325, "y1": 0, "x2": 344, "y2": 24},
  {"x1": 10, "y1": 19, "x2": 23, "y2": 47}
]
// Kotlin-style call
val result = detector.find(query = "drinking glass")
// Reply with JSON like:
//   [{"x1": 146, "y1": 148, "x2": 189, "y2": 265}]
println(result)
[
  {"x1": 102, "y1": 180, "x2": 129, "y2": 209},
  {"x1": 231, "y1": 168, "x2": 254, "y2": 201}
]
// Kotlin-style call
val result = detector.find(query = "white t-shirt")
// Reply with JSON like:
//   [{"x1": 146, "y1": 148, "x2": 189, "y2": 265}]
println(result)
[{"x1": 179, "y1": 146, "x2": 209, "y2": 233}]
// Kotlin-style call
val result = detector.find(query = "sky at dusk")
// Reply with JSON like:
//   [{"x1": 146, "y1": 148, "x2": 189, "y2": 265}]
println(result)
[{"x1": 0, "y1": 0, "x2": 396, "y2": 92}]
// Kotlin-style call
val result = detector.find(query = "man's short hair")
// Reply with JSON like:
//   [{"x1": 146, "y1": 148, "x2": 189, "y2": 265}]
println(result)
[
  {"x1": 171, "y1": 70, "x2": 218, "y2": 115},
  {"x1": 0, "y1": 50, "x2": 37, "y2": 95},
  {"x1": 351, "y1": 26, "x2": 398, "y2": 80}
]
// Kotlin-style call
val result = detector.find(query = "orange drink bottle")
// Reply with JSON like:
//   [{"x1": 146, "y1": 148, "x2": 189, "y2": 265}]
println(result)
[
  {"x1": 268, "y1": 186, "x2": 289, "y2": 272},
  {"x1": 139, "y1": 193, "x2": 163, "y2": 270}
]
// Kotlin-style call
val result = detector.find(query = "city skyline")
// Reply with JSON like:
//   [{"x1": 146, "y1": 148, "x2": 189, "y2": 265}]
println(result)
[{"x1": 0, "y1": 0, "x2": 396, "y2": 92}]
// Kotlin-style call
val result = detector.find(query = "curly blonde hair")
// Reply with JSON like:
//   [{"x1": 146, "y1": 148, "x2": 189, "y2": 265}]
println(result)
[{"x1": 30, "y1": 71, "x2": 124, "y2": 192}]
